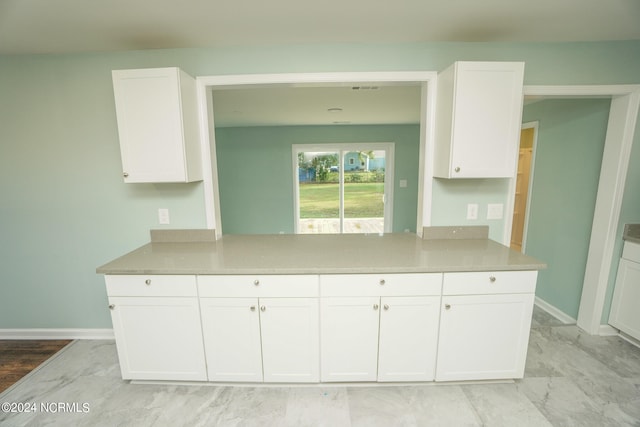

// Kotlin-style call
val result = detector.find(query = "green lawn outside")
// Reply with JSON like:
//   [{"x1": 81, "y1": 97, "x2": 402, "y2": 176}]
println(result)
[{"x1": 299, "y1": 182, "x2": 384, "y2": 218}]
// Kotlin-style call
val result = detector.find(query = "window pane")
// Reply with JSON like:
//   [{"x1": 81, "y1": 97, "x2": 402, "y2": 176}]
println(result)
[
  {"x1": 297, "y1": 151, "x2": 340, "y2": 233},
  {"x1": 343, "y1": 150, "x2": 385, "y2": 234}
]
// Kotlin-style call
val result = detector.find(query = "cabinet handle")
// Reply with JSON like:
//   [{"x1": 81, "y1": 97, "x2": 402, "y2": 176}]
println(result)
[
  {"x1": 445, "y1": 304, "x2": 451, "y2": 310},
  {"x1": 109, "y1": 304, "x2": 115, "y2": 310},
  {"x1": 454, "y1": 167, "x2": 460, "y2": 173},
  {"x1": 373, "y1": 304, "x2": 379, "y2": 310},
  {"x1": 260, "y1": 305, "x2": 266, "y2": 312},
  {"x1": 383, "y1": 304, "x2": 389, "y2": 310},
  {"x1": 254, "y1": 279, "x2": 260, "y2": 286},
  {"x1": 145, "y1": 279, "x2": 151, "y2": 285},
  {"x1": 250, "y1": 306, "x2": 256, "y2": 311},
  {"x1": 379, "y1": 279, "x2": 386, "y2": 285},
  {"x1": 489, "y1": 276, "x2": 496, "y2": 283},
  {"x1": 123, "y1": 172, "x2": 129, "y2": 178}
]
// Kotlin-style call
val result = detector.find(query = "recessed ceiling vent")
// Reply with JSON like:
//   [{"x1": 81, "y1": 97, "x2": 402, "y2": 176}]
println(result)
[{"x1": 352, "y1": 86, "x2": 379, "y2": 91}]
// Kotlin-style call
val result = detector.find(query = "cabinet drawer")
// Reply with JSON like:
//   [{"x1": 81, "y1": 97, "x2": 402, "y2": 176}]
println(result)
[
  {"x1": 198, "y1": 275, "x2": 318, "y2": 297},
  {"x1": 442, "y1": 271, "x2": 537, "y2": 295},
  {"x1": 320, "y1": 273, "x2": 442, "y2": 297},
  {"x1": 105, "y1": 275, "x2": 197, "y2": 297},
  {"x1": 622, "y1": 241, "x2": 640, "y2": 263}
]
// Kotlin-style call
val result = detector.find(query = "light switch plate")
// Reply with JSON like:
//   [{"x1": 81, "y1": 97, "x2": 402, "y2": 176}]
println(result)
[
  {"x1": 487, "y1": 203, "x2": 503, "y2": 220},
  {"x1": 467, "y1": 204, "x2": 478, "y2": 220},
  {"x1": 399, "y1": 179, "x2": 408, "y2": 188}
]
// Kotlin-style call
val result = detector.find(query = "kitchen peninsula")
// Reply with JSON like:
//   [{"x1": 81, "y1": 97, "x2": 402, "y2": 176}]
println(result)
[{"x1": 97, "y1": 227, "x2": 545, "y2": 384}]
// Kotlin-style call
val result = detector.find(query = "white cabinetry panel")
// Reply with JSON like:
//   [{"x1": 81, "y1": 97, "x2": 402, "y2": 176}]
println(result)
[
  {"x1": 436, "y1": 293, "x2": 534, "y2": 381},
  {"x1": 199, "y1": 298, "x2": 263, "y2": 382},
  {"x1": 320, "y1": 297, "x2": 380, "y2": 382},
  {"x1": 112, "y1": 67, "x2": 202, "y2": 183},
  {"x1": 108, "y1": 296, "x2": 207, "y2": 381},
  {"x1": 378, "y1": 296, "x2": 441, "y2": 382},
  {"x1": 434, "y1": 61, "x2": 525, "y2": 178},
  {"x1": 609, "y1": 242, "x2": 640, "y2": 341}
]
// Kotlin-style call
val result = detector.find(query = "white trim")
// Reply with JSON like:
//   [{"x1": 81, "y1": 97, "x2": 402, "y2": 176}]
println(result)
[
  {"x1": 618, "y1": 331, "x2": 640, "y2": 348},
  {"x1": 520, "y1": 121, "x2": 538, "y2": 252},
  {"x1": 521, "y1": 85, "x2": 640, "y2": 335},
  {"x1": 534, "y1": 297, "x2": 576, "y2": 324},
  {"x1": 196, "y1": 71, "x2": 437, "y2": 236},
  {"x1": 0, "y1": 329, "x2": 115, "y2": 340}
]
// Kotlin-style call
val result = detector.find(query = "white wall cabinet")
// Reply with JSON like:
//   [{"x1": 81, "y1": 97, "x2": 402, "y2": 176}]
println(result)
[
  {"x1": 112, "y1": 67, "x2": 202, "y2": 183},
  {"x1": 435, "y1": 271, "x2": 536, "y2": 381},
  {"x1": 105, "y1": 275, "x2": 207, "y2": 381},
  {"x1": 609, "y1": 241, "x2": 640, "y2": 341},
  {"x1": 434, "y1": 61, "x2": 525, "y2": 178},
  {"x1": 320, "y1": 274, "x2": 442, "y2": 382},
  {"x1": 198, "y1": 275, "x2": 320, "y2": 383}
]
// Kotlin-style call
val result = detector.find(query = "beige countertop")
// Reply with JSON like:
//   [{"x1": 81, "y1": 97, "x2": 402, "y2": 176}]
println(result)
[
  {"x1": 96, "y1": 233, "x2": 546, "y2": 275},
  {"x1": 623, "y1": 224, "x2": 640, "y2": 244}
]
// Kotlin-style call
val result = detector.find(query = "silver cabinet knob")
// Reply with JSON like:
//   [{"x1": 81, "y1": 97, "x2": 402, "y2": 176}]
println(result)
[
  {"x1": 250, "y1": 306, "x2": 256, "y2": 311},
  {"x1": 123, "y1": 172, "x2": 129, "y2": 178},
  {"x1": 254, "y1": 279, "x2": 260, "y2": 286},
  {"x1": 260, "y1": 305, "x2": 266, "y2": 312},
  {"x1": 489, "y1": 276, "x2": 496, "y2": 283},
  {"x1": 379, "y1": 279, "x2": 386, "y2": 285},
  {"x1": 145, "y1": 279, "x2": 151, "y2": 285},
  {"x1": 383, "y1": 304, "x2": 389, "y2": 310},
  {"x1": 445, "y1": 304, "x2": 451, "y2": 310},
  {"x1": 373, "y1": 304, "x2": 379, "y2": 310},
  {"x1": 109, "y1": 304, "x2": 115, "y2": 310},
  {"x1": 454, "y1": 167, "x2": 460, "y2": 173}
]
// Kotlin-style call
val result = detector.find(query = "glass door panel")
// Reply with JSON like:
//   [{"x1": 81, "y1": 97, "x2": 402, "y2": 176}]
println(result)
[
  {"x1": 343, "y1": 150, "x2": 385, "y2": 234},
  {"x1": 297, "y1": 151, "x2": 340, "y2": 234}
]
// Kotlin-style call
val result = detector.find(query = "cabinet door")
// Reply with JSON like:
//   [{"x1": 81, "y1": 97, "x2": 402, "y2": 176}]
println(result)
[
  {"x1": 435, "y1": 293, "x2": 534, "y2": 381},
  {"x1": 112, "y1": 68, "x2": 201, "y2": 183},
  {"x1": 320, "y1": 297, "x2": 380, "y2": 382},
  {"x1": 435, "y1": 62, "x2": 524, "y2": 178},
  {"x1": 108, "y1": 296, "x2": 207, "y2": 381},
  {"x1": 259, "y1": 298, "x2": 319, "y2": 383},
  {"x1": 199, "y1": 298, "x2": 263, "y2": 382},
  {"x1": 378, "y1": 296, "x2": 441, "y2": 382},
  {"x1": 609, "y1": 258, "x2": 640, "y2": 341}
]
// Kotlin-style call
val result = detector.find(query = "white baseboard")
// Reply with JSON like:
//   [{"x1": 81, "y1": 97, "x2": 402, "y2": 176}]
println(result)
[
  {"x1": 534, "y1": 297, "x2": 576, "y2": 324},
  {"x1": 0, "y1": 329, "x2": 114, "y2": 340},
  {"x1": 598, "y1": 324, "x2": 620, "y2": 336}
]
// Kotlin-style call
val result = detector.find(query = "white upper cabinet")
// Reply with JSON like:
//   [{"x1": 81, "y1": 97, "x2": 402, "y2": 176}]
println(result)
[
  {"x1": 112, "y1": 67, "x2": 202, "y2": 183},
  {"x1": 434, "y1": 61, "x2": 525, "y2": 178}
]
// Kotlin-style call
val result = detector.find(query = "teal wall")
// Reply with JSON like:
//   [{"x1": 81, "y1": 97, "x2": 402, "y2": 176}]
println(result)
[
  {"x1": 0, "y1": 40, "x2": 639, "y2": 329},
  {"x1": 522, "y1": 99, "x2": 611, "y2": 319},
  {"x1": 214, "y1": 125, "x2": 420, "y2": 234}
]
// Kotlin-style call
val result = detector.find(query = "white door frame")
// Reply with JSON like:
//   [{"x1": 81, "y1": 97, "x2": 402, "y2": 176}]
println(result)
[
  {"x1": 195, "y1": 71, "x2": 437, "y2": 238},
  {"x1": 504, "y1": 85, "x2": 640, "y2": 335},
  {"x1": 292, "y1": 142, "x2": 395, "y2": 233}
]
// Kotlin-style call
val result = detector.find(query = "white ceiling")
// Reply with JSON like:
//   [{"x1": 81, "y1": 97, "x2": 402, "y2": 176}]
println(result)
[
  {"x1": 2, "y1": 0, "x2": 637, "y2": 127},
  {"x1": 0, "y1": 0, "x2": 639, "y2": 55}
]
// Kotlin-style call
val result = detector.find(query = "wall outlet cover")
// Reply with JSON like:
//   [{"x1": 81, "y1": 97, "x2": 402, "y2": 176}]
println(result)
[
  {"x1": 467, "y1": 203, "x2": 479, "y2": 220},
  {"x1": 487, "y1": 203, "x2": 504, "y2": 220}
]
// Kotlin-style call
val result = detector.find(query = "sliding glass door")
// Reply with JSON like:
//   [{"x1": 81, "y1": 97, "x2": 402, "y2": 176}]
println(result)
[{"x1": 294, "y1": 144, "x2": 393, "y2": 234}]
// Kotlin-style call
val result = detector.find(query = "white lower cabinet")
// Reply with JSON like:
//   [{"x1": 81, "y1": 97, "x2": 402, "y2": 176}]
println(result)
[
  {"x1": 105, "y1": 275, "x2": 207, "y2": 381},
  {"x1": 200, "y1": 297, "x2": 319, "y2": 383},
  {"x1": 435, "y1": 271, "x2": 537, "y2": 381},
  {"x1": 320, "y1": 274, "x2": 442, "y2": 382},
  {"x1": 197, "y1": 275, "x2": 320, "y2": 383},
  {"x1": 108, "y1": 296, "x2": 207, "y2": 381}
]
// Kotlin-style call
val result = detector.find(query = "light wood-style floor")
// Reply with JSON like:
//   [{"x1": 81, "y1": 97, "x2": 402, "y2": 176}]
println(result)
[{"x1": 0, "y1": 340, "x2": 71, "y2": 393}]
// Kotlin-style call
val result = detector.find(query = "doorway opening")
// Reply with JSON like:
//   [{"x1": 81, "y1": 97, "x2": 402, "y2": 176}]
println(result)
[
  {"x1": 510, "y1": 122, "x2": 537, "y2": 252},
  {"x1": 293, "y1": 143, "x2": 394, "y2": 234}
]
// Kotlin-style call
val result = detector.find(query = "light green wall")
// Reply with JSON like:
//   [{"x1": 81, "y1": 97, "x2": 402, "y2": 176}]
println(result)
[
  {"x1": 522, "y1": 99, "x2": 611, "y2": 319},
  {"x1": 215, "y1": 125, "x2": 420, "y2": 234},
  {"x1": 1, "y1": 40, "x2": 639, "y2": 329}
]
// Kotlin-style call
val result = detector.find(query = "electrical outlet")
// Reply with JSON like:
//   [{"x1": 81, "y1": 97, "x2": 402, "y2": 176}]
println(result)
[
  {"x1": 158, "y1": 208, "x2": 170, "y2": 225},
  {"x1": 487, "y1": 203, "x2": 504, "y2": 220},
  {"x1": 467, "y1": 204, "x2": 478, "y2": 220}
]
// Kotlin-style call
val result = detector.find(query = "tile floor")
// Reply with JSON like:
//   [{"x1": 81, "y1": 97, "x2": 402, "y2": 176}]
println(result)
[{"x1": 1, "y1": 307, "x2": 639, "y2": 426}]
